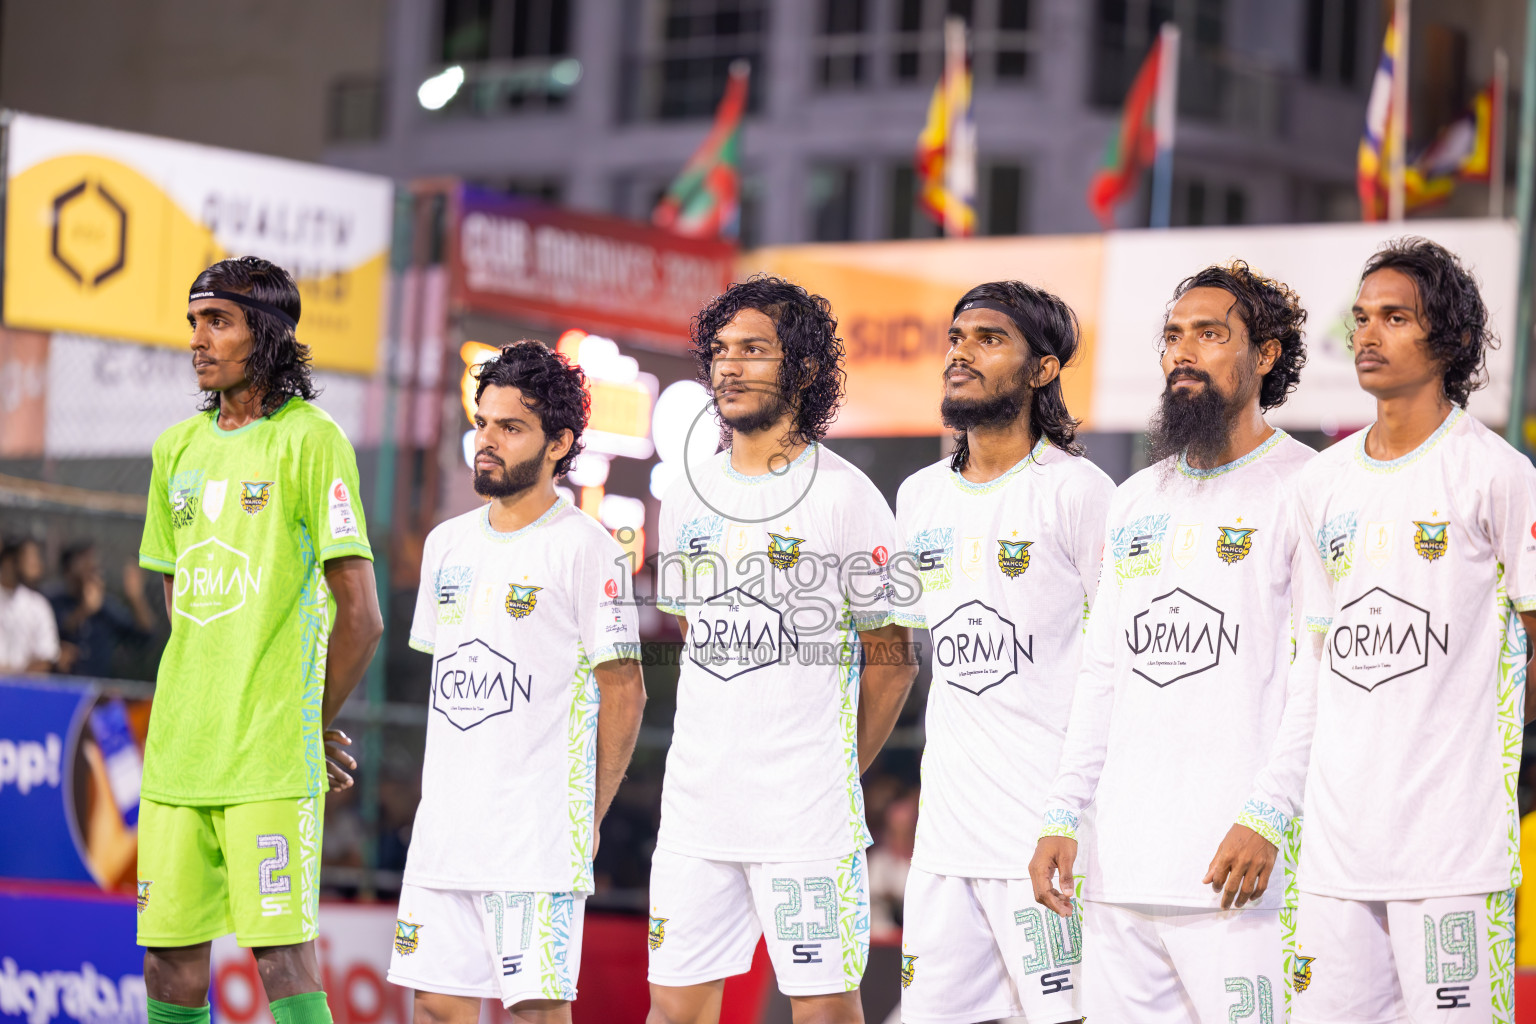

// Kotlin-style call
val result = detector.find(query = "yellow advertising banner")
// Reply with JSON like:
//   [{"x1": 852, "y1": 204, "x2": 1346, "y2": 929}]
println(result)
[
  {"x1": 3, "y1": 113, "x2": 391, "y2": 373},
  {"x1": 741, "y1": 234, "x2": 1105, "y2": 436}
]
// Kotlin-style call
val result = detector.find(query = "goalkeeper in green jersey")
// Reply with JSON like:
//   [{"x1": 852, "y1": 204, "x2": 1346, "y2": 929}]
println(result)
[{"x1": 136, "y1": 257, "x2": 383, "y2": 1024}]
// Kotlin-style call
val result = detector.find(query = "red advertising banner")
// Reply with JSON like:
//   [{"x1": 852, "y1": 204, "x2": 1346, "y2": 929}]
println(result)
[{"x1": 448, "y1": 184, "x2": 736, "y2": 350}]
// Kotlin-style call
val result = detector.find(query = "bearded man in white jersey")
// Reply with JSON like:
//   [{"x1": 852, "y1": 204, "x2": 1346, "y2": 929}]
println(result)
[
  {"x1": 648, "y1": 276, "x2": 918, "y2": 1024},
  {"x1": 1288, "y1": 238, "x2": 1536, "y2": 1024},
  {"x1": 386, "y1": 342, "x2": 646, "y2": 1024},
  {"x1": 893, "y1": 281, "x2": 1113, "y2": 1024},
  {"x1": 1029, "y1": 262, "x2": 1315, "y2": 1023}
]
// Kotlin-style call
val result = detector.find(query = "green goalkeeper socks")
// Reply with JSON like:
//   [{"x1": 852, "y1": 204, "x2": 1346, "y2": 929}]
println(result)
[
  {"x1": 269, "y1": 992, "x2": 333, "y2": 1024},
  {"x1": 147, "y1": 1000, "x2": 209, "y2": 1024}
]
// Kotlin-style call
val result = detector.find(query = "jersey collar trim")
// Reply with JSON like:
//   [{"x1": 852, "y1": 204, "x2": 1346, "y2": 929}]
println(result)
[
  {"x1": 948, "y1": 436, "x2": 1050, "y2": 495},
  {"x1": 1354, "y1": 406, "x2": 1463, "y2": 473},
  {"x1": 1176, "y1": 428, "x2": 1287, "y2": 480},
  {"x1": 478, "y1": 495, "x2": 568, "y2": 542},
  {"x1": 720, "y1": 442, "x2": 818, "y2": 485},
  {"x1": 205, "y1": 410, "x2": 266, "y2": 438}
]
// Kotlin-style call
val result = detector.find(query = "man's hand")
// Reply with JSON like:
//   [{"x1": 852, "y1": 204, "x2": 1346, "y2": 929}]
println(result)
[
  {"x1": 1203, "y1": 823, "x2": 1277, "y2": 909},
  {"x1": 325, "y1": 728, "x2": 356, "y2": 791},
  {"x1": 1029, "y1": 836, "x2": 1078, "y2": 918}
]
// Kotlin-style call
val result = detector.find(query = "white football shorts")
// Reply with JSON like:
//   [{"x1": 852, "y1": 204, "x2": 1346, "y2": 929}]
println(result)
[
  {"x1": 1292, "y1": 889, "x2": 1514, "y2": 1024},
  {"x1": 899, "y1": 866, "x2": 1082, "y2": 1024},
  {"x1": 1082, "y1": 900, "x2": 1284, "y2": 1023},
  {"x1": 647, "y1": 847, "x2": 870, "y2": 997},
  {"x1": 386, "y1": 883, "x2": 586, "y2": 1008}
]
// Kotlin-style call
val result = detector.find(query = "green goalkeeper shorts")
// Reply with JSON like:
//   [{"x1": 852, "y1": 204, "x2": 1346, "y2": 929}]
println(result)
[{"x1": 136, "y1": 795, "x2": 324, "y2": 948}]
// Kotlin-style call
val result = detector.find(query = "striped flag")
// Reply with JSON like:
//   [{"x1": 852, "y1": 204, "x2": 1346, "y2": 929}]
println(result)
[
  {"x1": 653, "y1": 60, "x2": 749, "y2": 240},
  {"x1": 1357, "y1": 17, "x2": 1398, "y2": 221},
  {"x1": 1402, "y1": 83, "x2": 1496, "y2": 210},
  {"x1": 1087, "y1": 29, "x2": 1175, "y2": 228},
  {"x1": 916, "y1": 16, "x2": 976, "y2": 236}
]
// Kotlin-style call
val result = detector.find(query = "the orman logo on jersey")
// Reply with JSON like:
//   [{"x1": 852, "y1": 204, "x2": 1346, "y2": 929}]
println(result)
[
  {"x1": 766, "y1": 533, "x2": 805, "y2": 570},
  {"x1": 1215, "y1": 526, "x2": 1255, "y2": 564},
  {"x1": 1293, "y1": 954, "x2": 1315, "y2": 992},
  {"x1": 136, "y1": 880, "x2": 151, "y2": 914},
  {"x1": 504, "y1": 583, "x2": 542, "y2": 619},
  {"x1": 1328, "y1": 586, "x2": 1448, "y2": 692},
  {"x1": 929, "y1": 599, "x2": 1033, "y2": 696},
  {"x1": 648, "y1": 916, "x2": 667, "y2": 950},
  {"x1": 687, "y1": 586, "x2": 799, "y2": 681},
  {"x1": 900, "y1": 955, "x2": 917, "y2": 988},
  {"x1": 997, "y1": 540, "x2": 1032, "y2": 578},
  {"x1": 431, "y1": 638, "x2": 531, "y2": 730},
  {"x1": 240, "y1": 481, "x2": 273, "y2": 515},
  {"x1": 1413, "y1": 521, "x2": 1449, "y2": 561},
  {"x1": 393, "y1": 919, "x2": 421, "y2": 955},
  {"x1": 1126, "y1": 587, "x2": 1239, "y2": 687},
  {"x1": 173, "y1": 537, "x2": 264, "y2": 626}
]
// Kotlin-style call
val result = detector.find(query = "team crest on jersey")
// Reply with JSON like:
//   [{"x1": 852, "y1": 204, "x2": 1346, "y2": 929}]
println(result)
[
  {"x1": 240, "y1": 481, "x2": 273, "y2": 515},
  {"x1": 900, "y1": 955, "x2": 917, "y2": 988},
  {"x1": 1293, "y1": 954, "x2": 1315, "y2": 992},
  {"x1": 996, "y1": 540, "x2": 1032, "y2": 578},
  {"x1": 504, "y1": 584, "x2": 542, "y2": 619},
  {"x1": 766, "y1": 533, "x2": 804, "y2": 570},
  {"x1": 136, "y1": 880, "x2": 151, "y2": 914},
  {"x1": 1215, "y1": 527, "x2": 1255, "y2": 564},
  {"x1": 394, "y1": 920, "x2": 421, "y2": 955},
  {"x1": 648, "y1": 916, "x2": 667, "y2": 950},
  {"x1": 1413, "y1": 521, "x2": 1449, "y2": 561}
]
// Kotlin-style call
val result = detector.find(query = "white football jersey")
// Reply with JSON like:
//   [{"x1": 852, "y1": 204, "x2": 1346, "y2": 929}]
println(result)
[
  {"x1": 404, "y1": 498, "x2": 639, "y2": 893},
  {"x1": 655, "y1": 444, "x2": 898, "y2": 862},
  {"x1": 1292, "y1": 408, "x2": 1536, "y2": 900},
  {"x1": 1044, "y1": 430, "x2": 1316, "y2": 907},
  {"x1": 895, "y1": 440, "x2": 1114, "y2": 877}
]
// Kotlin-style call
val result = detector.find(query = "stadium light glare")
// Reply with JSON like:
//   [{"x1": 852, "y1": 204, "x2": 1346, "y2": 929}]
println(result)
[{"x1": 419, "y1": 66, "x2": 466, "y2": 110}]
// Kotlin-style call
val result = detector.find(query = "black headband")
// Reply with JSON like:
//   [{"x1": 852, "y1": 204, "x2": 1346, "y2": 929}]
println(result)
[
  {"x1": 954, "y1": 298, "x2": 1058, "y2": 358},
  {"x1": 188, "y1": 289, "x2": 299, "y2": 331}
]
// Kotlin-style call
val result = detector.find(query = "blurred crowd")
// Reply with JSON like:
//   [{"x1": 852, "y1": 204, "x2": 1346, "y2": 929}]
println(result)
[{"x1": 0, "y1": 535, "x2": 161, "y2": 680}]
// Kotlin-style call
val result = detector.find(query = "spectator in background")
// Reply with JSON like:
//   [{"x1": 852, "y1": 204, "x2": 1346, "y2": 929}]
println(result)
[
  {"x1": 868, "y1": 789, "x2": 919, "y2": 939},
  {"x1": 49, "y1": 541, "x2": 155, "y2": 678},
  {"x1": 0, "y1": 536, "x2": 59, "y2": 673}
]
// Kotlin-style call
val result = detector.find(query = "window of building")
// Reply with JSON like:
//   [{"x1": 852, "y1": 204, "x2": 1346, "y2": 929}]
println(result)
[
  {"x1": 891, "y1": 0, "x2": 1039, "y2": 86},
  {"x1": 621, "y1": 0, "x2": 767, "y2": 121},
  {"x1": 983, "y1": 162, "x2": 1028, "y2": 235},
  {"x1": 1180, "y1": 177, "x2": 1245, "y2": 226},
  {"x1": 1090, "y1": 0, "x2": 1223, "y2": 109},
  {"x1": 886, "y1": 162, "x2": 940, "y2": 238},
  {"x1": 431, "y1": 0, "x2": 575, "y2": 114},
  {"x1": 327, "y1": 76, "x2": 385, "y2": 142},
  {"x1": 817, "y1": 0, "x2": 870, "y2": 89},
  {"x1": 1303, "y1": 0, "x2": 1360, "y2": 88},
  {"x1": 809, "y1": 164, "x2": 860, "y2": 241}
]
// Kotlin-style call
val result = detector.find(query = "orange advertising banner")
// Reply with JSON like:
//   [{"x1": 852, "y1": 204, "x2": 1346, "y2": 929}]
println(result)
[{"x1": 741, "y1": 234, "x2": 1105, "y2": 437}]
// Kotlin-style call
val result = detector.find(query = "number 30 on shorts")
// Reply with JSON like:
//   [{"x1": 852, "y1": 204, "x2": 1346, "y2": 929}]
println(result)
[{"x1": 1014, "y1": 905, "x2": 1081, "y2": 994}]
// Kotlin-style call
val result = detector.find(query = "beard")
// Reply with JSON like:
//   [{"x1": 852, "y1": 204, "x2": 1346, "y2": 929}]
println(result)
[
  {"x1": 719, "y1": 388, "x2": 792, "y2": 436},
  {"x1": 1146, "y1": 363, "x2": 1252, "y2": 467},
  {"x1": 473, "y1": 448, "x2": 545, "y2": 499},
  {"x1": 940, "y1": 366, "x2": 1032, "y2": 432}
]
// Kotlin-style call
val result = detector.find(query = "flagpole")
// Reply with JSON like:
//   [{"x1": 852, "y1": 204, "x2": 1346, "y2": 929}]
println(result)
[
  {"x1": 942, "y1": 15, "x2": 969, "y2": 238},
  {"x1": 1149, "y1": 22, "x2": 1180, "y2": 229},
  {"x1": 1505, "y1": 0, "x2": 1536, "y2": 449},
  {"x1": 1492, "y1": 48, "x2": 1508, "y2": 219},
  {"x1": 1388, "y1": 0, "x2": 1409, "y2": 221}
]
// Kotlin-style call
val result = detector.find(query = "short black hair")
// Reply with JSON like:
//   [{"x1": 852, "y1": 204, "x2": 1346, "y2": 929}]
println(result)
[
  {"x1": 949, "y1": 280, "x2": 1084, "y2": 470},
  {"x1": 691, "y1": 274, "x2": 846, "y2": 446},
  {"x1": 60, "y1": 540, "x2": 95, "y2": 573},
  {"x1": 1169, "y1": 260, "x2": 1308, "y2": 410},
  {"x1": 0, "y1": 535, "x2": 36, "y2": 567},
  {"x1": 472, "y1": 340, "x2": 589, "y2": 477},
  {"x1": 191, "y1": 256, "x2": 316, "y2": 418},
  {"x1": 1357, "y1": 237, "x2": 1495, "y2": 407}
]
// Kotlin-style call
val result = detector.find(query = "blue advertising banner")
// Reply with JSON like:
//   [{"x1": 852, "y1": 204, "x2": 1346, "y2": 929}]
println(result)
[
  {"x1": 0, "y1": 884, "x2": 143, "y2": 1024},
  {"x1": 0, "y1": 681, "x2": 94, "y2": 883}
]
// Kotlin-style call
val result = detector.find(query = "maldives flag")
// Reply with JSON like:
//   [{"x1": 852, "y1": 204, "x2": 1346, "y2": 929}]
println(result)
[
  {"x1": 1086, "y1": 37, "x2": 1165, "y2": 227},
  {"x1": 653, "y1": 60, "x2": 750, "y2": 240}
]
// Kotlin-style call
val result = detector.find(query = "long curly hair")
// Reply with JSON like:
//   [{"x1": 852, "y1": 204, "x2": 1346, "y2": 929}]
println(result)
[
  {"x1": 690, "y1": 274, "x2": 846, "y2": 446},
  {"x1": 948, "y1": 280, "x2": 1084, "y2": 472},
  {"x1": 192, "y1": 256, "x2": 316, "y2": 418},
  {"x1": 1169, "y1": 260, "x2": 1308, "y2": 410},
  {"x1": 472, "y1": 340, "x2": 589, "y2": 477},
  {"x1": 1357, "y1": 237, "x2": 1495, "y2": 407}
]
